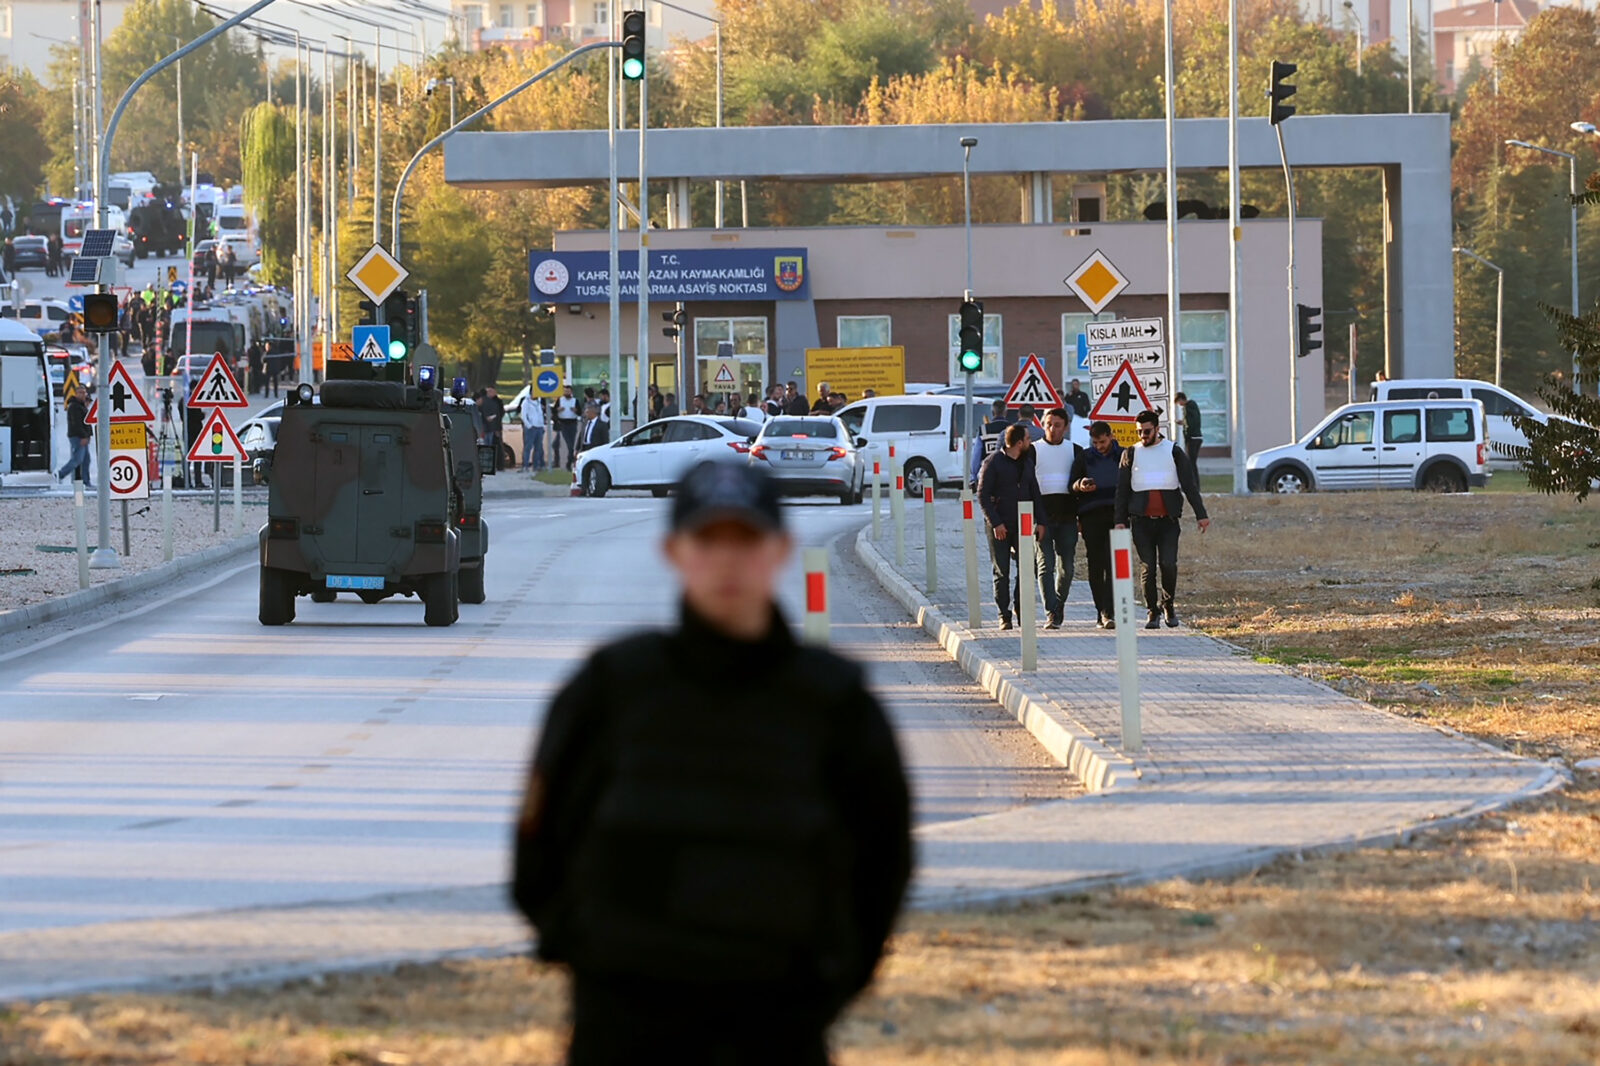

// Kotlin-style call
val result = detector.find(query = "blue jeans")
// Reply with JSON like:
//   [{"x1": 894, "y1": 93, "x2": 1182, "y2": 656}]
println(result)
[
  {"x1": 522, "y1": 425, "x2": 545, "y2": 470},
  {"x1": 1036, "y1": 519, "x2": 1078, "y2": 618},
  {"x1": 57, "y1": 437, "x2": 91, "y2": 487}
]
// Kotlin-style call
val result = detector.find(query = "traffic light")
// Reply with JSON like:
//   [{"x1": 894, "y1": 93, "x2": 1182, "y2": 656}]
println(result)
[
  {"x1": 661, "y1": 306, "x2": 685, "y2": 339},
  {"x1": 1297, "y1": 303, "x2": 1322, "y2": 359},
  {"x1": 621, "y1": 10, "x2": 645, "y2": 81},
  {"x1": 383, "y1": 289, "x2": 412, "y2": 359},
  {"x1": 358, "y1": 299, "x2": 378, "y2": 327},
  {"x1": 81, "y1": 292, "x2": 119, "y2": 333},
  {"x1": 957, "y1": 299, "x2": 984, "y2": 374},
  {"x1": 1269, "y1": 60, "x2": 1297, "y2": 126}
]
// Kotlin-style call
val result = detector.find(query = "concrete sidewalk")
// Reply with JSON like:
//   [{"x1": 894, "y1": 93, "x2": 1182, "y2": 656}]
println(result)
[{"x1": 863, "y1": 499, "x2": 1567, "y2": 907}]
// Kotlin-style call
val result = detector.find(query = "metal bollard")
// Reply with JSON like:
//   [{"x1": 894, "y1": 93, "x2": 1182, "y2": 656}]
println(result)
[
  {"x1": 871, "y1": 460, "x2": 881, "y2": 539},
  {"x1": 73, "y1": 484, "x2": 90, "y2": 590},
  {"x1": 923, "y1": 484, "x2": 937, "y2": 593},
  {"x1": 891, "y1": 457, "x2": 906, "y2": 567},
  {"x1": 162, "y1": 467, "x2": 173, "y2": 562},
  {"x1": 801, "y1": 547, "x2": 829, "y2": 645},
  {"x1": 961, "y1": 486, "x2": 981, "y2": 630},
  {"x1": 1017, "y1": 501, "x2": 1036, "y2": 672},
  {"x1": 1109, "y1": 527, "x2": 1143, "y2": 752}
]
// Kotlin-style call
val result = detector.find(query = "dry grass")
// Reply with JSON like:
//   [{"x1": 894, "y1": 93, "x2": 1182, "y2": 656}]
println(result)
[{"x1": 4, "y1": 492, "x2": 1600, "y2": 1065}]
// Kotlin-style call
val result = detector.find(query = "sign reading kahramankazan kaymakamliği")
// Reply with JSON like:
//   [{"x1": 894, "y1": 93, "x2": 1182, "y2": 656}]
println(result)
[{"x1": 529, "y1": 248, "x2": 810, "y2": 303}]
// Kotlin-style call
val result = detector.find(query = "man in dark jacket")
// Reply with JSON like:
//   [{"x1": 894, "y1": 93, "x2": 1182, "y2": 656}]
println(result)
[
  {"x1": 1070, "y1": 420, "x2": 1123, "y2": 628},
  {"x1": 976, "y1": 423, "x2": 1045, "y2": 630},
  {"x1": 784, "y1": 380, "x2": 809, "y2": 416},
  {"x1": 56, "y1": 388, "x2": 92, "y2": 488},
  {"x1": 1114, "y1": 409, "x2": 1209, "y2": 629},
  {"x1": 480, "y1": 386, "x2": 507, "y2": 470},
  {"x1": 968, "y1": 399, "x2": 1016, "y2": 488},
  {"x1": 576, "y1": 401, "x2": 610, "y2": 454},
  {"x1": 513, "y1": 462, "x2": 912, "y2": 1066}
]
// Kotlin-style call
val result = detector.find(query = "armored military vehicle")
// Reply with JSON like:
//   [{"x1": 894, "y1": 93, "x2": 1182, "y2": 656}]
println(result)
[
  {"x1": 442, "y1": 390, "x2": 488, "y2": 604},
  {"x1": 257, "y1": 368, "x2": 461, "y2": 626}
]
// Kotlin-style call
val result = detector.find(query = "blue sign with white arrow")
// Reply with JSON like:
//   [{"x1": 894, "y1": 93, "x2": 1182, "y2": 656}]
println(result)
[
  {"x1": 67, "y1": 295, "x2": 84, "y2": 313},
  {"x1": 1076, "y1": 333, "x2": 1090, "y2": 373}
]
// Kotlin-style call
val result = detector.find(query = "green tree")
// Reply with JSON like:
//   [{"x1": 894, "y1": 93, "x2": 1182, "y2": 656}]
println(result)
[
  {"x1": 1512, "y1": 301, "x2": 1600, "y2": 498},
  {"x1": 0, "y1": 74, "x2": 49, "y2": 206},
  {"x1": 240, "y1": 102, "x2": 296, "y2": 285}
]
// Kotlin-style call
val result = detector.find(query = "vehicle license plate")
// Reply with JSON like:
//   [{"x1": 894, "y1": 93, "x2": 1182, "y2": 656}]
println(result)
[
  {"x1": 327, "y1": 574, "x2": 385, "y2": 590},
  {"x1": 781, "y1": 450, "x2": 807, "y2": 461}
]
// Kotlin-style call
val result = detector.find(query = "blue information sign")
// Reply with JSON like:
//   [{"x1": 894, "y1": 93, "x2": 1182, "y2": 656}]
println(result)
[
  {"x1": 1076, "y1": 333, "x2": 1091, "y2": 373},
  {"x1": 537, "y1": 369, "x2": 560, "y2": 392},
  {"x1": 529, "y1": 247, "x2": 810, "y2": 304},
  {"x1": 352, "y1": 325, "x2": 391, "y2": 362},
  {"x1": 67, "y1": 295, "x2": 84, "y2": 312}
]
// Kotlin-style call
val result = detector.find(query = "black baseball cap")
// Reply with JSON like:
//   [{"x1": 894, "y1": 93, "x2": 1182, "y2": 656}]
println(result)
[{"x1": 671, "y1": 461, "x2": 784, "y2": 534}]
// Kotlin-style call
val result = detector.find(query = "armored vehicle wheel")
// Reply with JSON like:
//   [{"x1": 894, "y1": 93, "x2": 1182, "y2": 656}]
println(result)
[
  {"x1": 358, "y1": 590, "x2": 388, "y2": 604},
  {"x1": 422, "y1": 571, "x2": 458, "y2": 627},
  {"x1": 309, "y1": 588, "x2": 336, "y2": 603},
  {"x1": 259, "y1": 566, "x2": 297, "y2": 625},
  {"x1": 458, "y1": 563, "x2": 486, "y2": 604}
]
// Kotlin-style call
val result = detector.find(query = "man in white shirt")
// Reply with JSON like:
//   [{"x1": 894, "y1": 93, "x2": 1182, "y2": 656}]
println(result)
[
  {"x1": 1113, "y1": 410, "x2": 1209, "y2": 629},
  {"x1": 521, "y1": 392, "x2": 547, "y2": 472},
  {"x1": 554, "y1": 386, "x2": 581, "y2": 469},
  {"x1": 742, "y1": 392, "x2": 768, "y2": 423},
  {"x1": 1032, "y1": 408, "x2": 1081, "y2": 629}
]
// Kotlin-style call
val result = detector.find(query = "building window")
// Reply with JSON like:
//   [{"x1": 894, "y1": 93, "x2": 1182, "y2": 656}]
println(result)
[
  {"x1": 498, "y1": 4, "x2": 513, "y2": 27},
  {"x1": 837, "y1": 315, "x2": 890, "y2": 348},
  {"x1": 461, "y1": 3, "x2": 484, "y2": 30},
  {"x1": 525, "y1": 2, "x2": 541, "y2": 26},
  {"x1": 592, "y1": 2, "x2": 609, "y2": 24},
  {"x1": 1179, "y1": 310, "x2": 1228, "y2": 445},
  {"x1": 947, "y1": 313, "x2": 1002, "y2": 384},
  {"x1": 1059, "y1": 311, "x2": 1116, "y2": 389}
]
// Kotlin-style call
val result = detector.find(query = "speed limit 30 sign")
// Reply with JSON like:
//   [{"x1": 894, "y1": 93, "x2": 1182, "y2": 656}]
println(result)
[{"x1": 109, "y1": 422, "x2": 150, "y2": 501}]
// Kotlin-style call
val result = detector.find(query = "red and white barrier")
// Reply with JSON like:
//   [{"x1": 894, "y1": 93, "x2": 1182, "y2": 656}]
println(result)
[
  {"x1": 802, "y1": 547, "x2": 829, "y2": 645},
  {"x1": 1017, "y1": 501, "x2": 1037, "y2": 671},
  {"x1": 960, "y1": 486, "x2": 981, "y2": 628},
  {"x1": 1109, "y1": 527, "x2": 1143, "y2": 752},
  {"x1": 922, "y1": 484, "x2": 937, "y2": 593},
  {"x1": 871, "y1": 460, "x2": 882, "y2": 538}
]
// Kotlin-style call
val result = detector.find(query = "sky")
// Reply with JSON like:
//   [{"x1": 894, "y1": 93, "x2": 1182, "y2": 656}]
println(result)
[{"x1": 203, "y1": 0, "x2": 455, "y2": 71}]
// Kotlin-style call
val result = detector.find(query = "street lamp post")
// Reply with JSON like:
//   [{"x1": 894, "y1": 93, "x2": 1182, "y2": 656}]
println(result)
[
  {"x1": 1342, "y1": 0, "x2": 1363, "y2": 75},
  {"x1": 960, "y1": 135, "x2": 977, "y2": 460},
  {"x1": 1507, "y1": 138, "x2": 1580, "y2": 392},
  {"x1": 426, "y1": 77, "x2": 457, "y2": 125},
  {"x1": 1453, "y1": 247, "x2": 1504, "y2": 387}
]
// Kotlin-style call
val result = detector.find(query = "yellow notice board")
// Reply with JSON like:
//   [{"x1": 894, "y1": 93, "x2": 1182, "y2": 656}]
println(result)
[
  {"x1": 1106, "y1": 420, "x2": 1139, "y2": 447},
  {"x1": 803, "y1": 346, "x2": 906, "y2": 402}
]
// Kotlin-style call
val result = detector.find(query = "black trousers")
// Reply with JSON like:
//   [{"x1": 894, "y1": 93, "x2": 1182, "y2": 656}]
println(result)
[
  {"x1": 1078, "y1": 507, "x2": 1116, "y2": 617},
  {"x1": 1185, "y1": 435, "x2": 1204, "y2": 463},
  {"x1": 568, "y1": 973, "x2": 830, "y2": 1066},
  {"x1": 1130, "y1": 515, "x2": 1182, "y2": 611},
  {"x1": 987, "y1": 528, "x2": 1021, "y2": 616}
]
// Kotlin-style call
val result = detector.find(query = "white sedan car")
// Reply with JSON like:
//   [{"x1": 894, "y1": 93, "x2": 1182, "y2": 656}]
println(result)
[{"x1": 575, "y1": 415, "x2": 763, "y2": 498}]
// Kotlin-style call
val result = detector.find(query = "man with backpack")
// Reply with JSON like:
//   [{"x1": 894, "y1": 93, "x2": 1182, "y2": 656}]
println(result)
[{"x1": 513, "y1": 461, "x2": 912, "y2": 1066}]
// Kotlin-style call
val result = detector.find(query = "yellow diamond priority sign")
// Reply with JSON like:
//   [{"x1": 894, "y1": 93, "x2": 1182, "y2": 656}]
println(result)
[
  {"x1": 1065, "y1": 248, "x2": 1130, "y2": 314},
  {"x1": 346, "y1": 243, "x2": 409, "y2": 304}
]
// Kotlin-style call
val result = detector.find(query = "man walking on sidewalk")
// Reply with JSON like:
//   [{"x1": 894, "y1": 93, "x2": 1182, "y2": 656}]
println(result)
[
  {"x1": 1176, "y1": 391, "x2": 1204, "y2": 464},
  {"x1": 1034, "y1": 408, "x2": 1081, "y2": 629},
  {"x1": 1071, "y1": 421, "x2": 1122, "y2": 629},
  {"x1": 1114, "y1": 409, "x2": 1209, "y2": 629},
  {"x1": 977, "y1": 423, "x2": 1045, "y2": 631}
]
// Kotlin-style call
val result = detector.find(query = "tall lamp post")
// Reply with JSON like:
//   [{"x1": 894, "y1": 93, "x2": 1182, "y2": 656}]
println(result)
[
  {"x1": 1453, "y1": 247, "x2": 1504, "y2": 387},
  {"x1": 960, "y1": 135, "x2": 977, "y2": 460},
  {"x1": 1506, "y1": 138, "x2": 1579, "y2": 392},
  {"x1": 1342, "y1": 0, "x2": 1363, "y2": 75}
]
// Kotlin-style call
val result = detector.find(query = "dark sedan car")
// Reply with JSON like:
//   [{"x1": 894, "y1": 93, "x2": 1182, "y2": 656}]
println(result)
[{"x1": 12, "y1": 235, "x2": 48, "y2": 269}]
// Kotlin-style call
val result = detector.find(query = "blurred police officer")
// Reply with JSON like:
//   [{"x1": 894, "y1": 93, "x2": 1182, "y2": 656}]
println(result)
[{"x1": 513, "y1": 461, "x2": 912, "y2": 1066}]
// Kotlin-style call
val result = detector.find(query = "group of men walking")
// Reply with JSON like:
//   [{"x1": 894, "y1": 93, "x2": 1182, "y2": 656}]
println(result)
[{"x1": 974, "y1": 404, "x2": 1209, "y2": 631}]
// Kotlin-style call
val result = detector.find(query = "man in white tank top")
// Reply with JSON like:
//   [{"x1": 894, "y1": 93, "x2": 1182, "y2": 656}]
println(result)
[{"x1": 1032, "y1": 408, "x2": 1081, "y2": 628}]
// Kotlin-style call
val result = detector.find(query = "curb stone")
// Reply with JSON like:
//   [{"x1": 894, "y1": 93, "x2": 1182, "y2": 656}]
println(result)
[
  {"x1": 0, "y1": 534, "x2": 258, "y2": 639},
  {"x1": 854, "y1": 526, "x2": 1143, "y2": 792}
]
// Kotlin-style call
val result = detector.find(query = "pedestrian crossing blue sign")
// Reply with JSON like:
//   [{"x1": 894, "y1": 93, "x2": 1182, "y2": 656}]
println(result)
[
  {"x1": 352, "y1": 325, "x2": 391, "y2": 362},
  {"x1": 1076, "y1": 333, "x2": 1090, "y2": 373}
]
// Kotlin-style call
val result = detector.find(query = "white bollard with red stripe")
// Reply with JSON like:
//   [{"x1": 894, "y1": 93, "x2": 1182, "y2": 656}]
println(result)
[
  {"x1": 889, "y1": 444, "x2": 906, "y2": 568},
  {"x1": 802, "y1": 547, "x2": 830, "y2": 645},
  {"x1": 961, "y1": 485, "x2": 981, "y2": 629},
  {"x1": 922, "y1": 484, "x2": 937, "y2": 593},
  {"x1": 871, "y1": 460, "x2": 882, "y2": 539},
  {"x1": 1017, "y1": 501, "x2": 1037, "y2": 672},
  {"x1": 1109, "y1": 527, "x2": 1143, "y2": 751}
]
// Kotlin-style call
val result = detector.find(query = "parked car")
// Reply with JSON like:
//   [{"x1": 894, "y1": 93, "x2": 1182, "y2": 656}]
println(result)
[
  {"x1": 750, "y1": 416, "x2": 866, "y2": 504},
  {"x1": 1246, "y1": 399, "x2": 1489, "y2": 494},
  {"x1": 574, "y1": 414, "x2": 761, "y2": 498},
  {"x1": 2, "y1": 300, "x2": 73, "y2": 330},
  {"x1": 1369, "y1": 377, "x2": 1544, "y2": 469},
  {"x1": 834, "y1": 394, "x2": 993, "y2": 497},
  {"x1": 12, "y1": 235, "x2": 48, "y2": 270}
]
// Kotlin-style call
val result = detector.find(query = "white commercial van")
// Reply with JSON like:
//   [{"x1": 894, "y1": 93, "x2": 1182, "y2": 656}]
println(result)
[
  {"x1": 835, "y1": 395, "x2": 991, "y2": 497},
  {"x1": 1246, "y1": 399, "x2": 1490, "y2": 493},
  {"x1": 1370, "y1": 378, "x2": 1542, "y2": 469}
]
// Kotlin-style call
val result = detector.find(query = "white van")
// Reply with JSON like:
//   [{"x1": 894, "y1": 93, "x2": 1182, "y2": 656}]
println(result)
[
  {"x1": 835, "y1": 395, "x2": 991, "y2": 497},
  {"x1": 1370, "y1": 378, "x2": 1542, "y2": 469},
  {"x1": 1247, "y1": 399, "x2": 1490, "y2": 493}
]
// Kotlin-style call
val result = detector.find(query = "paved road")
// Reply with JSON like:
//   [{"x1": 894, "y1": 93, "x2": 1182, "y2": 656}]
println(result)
[{"x1": 0, "y1": 494, "x2": 1067, "y2": 995}]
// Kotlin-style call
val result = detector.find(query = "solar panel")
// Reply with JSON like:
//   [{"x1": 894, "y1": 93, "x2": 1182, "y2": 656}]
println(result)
[
  {"x1": 79, "y1": 228, "x2": 118, "y2": 259},
  {"x1": 68, "y1": 257, "x2": 102, "y2": 285}
]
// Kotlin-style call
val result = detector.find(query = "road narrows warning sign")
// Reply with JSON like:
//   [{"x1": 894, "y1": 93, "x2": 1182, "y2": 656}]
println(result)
[
  {"x1": 187, "y1": 353, "x2": 248, "y2": 408},
  {"x1": 1003, "y1": 353, "x2": 1064, "y2": 411}
]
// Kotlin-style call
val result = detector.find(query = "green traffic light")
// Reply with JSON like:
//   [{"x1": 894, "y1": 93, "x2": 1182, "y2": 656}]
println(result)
[
  {"x1": 389, "y1": 339, "x2": 408, "y2": 360},
  {"x1": 622, "y1": 57, "x2": 644, "y2": 80},
  {"x1": 959, "y1": 349, "x2": 983, "y2": 373}
]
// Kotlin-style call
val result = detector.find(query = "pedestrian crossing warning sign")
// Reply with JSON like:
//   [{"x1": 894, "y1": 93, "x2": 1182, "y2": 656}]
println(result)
[
  {"x1": 708, "y1": 359, "x2": 740, "y2": 393},
  {"x1": 187, "y1": 353, "x2": 249, "y2": 408},
  {"x1": 1003, "y1": 353, "x2": 1064, "y2": 411}
]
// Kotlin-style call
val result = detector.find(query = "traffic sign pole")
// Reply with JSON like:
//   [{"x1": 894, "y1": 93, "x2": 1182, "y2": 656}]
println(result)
[{"x1": 1110, "y1": 528, "x2": 1143, "y2": 752}]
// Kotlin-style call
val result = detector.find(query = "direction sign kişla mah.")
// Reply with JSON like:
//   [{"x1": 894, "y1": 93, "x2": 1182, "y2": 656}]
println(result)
[{"x1": 1084, "y1": 317, "x2": 1165, "y2": 348}]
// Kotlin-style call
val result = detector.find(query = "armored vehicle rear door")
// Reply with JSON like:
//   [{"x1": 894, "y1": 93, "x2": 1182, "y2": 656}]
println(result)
[{"x1": 310, "y1": 423, "x2": 363, "y2": 561}]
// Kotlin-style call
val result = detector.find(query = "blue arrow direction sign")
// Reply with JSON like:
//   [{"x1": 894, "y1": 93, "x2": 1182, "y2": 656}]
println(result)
[
  {"x1": 67, "y1": 295, "x2": 85, "y2": 312},
  {"x1": 536, "y1": 368, "x2": 560, "y2": 393},
  {"x1": 352, "y1": 325, "x2": 391, "y2": 362},
  {"x1": 1076, "y1": 333, "x2": 1090, "y2": 372}
]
